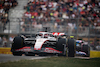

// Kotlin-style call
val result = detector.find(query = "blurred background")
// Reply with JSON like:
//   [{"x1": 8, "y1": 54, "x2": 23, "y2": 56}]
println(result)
[{"x1": 0, "y1": 0, "x2": 100, "y2": 51}]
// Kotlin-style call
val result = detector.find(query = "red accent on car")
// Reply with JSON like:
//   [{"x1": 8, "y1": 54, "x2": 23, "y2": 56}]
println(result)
[
  {"x1": 15, "y1": 47, "x2": 31, "y2": 52},
  {"x1": 44, "y1": 47, "x2": 62, "y2": 53},
  {"x1": 52, "y1": 32, "x2": 65, "y2": 36}
]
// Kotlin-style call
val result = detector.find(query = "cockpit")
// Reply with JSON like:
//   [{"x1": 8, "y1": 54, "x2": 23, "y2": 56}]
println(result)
[{"x1": 36, "y1": 32, "x2": 54, "y2": 38}]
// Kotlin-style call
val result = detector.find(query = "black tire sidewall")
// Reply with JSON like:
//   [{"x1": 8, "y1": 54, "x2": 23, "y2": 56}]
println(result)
[
  {"x1": 67, "y1": 38, "x2": 76, "y2": 57},
  {"x1": 56, "y1": 38, "x2": 67, "y2": 56},
  {"x1": 12, "y1": 36, "x2": 24, "y2": 49}
]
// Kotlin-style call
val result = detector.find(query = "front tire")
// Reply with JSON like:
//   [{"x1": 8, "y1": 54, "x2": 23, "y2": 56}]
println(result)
[
  {"x1": 11, "y1": 36, "x2": 24, "y2": 56},
  {"x1": 56, "y1": 38, "x2": 67, "y2": 56},
  {"x1": 11, "y1": 36, "x2": 24, "y2": 50},
  {"x1": 13, "y1": 52, "x2": 22, "y2": 56},
  {"x1": 67, "y1": 38, "x2": 76, "y2": 57}
]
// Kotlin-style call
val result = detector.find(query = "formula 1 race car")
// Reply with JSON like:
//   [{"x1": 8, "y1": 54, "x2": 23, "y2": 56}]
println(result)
[
  {"x1": 76, "y1": 40, "x2": 90, "y2": 57},
  {"x1": 11, "y1": 32, "x2": 76, "y2": 57}
]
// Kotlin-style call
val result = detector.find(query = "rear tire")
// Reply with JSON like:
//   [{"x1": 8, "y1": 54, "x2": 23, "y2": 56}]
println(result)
[
  {"x1": 82, "y1": 45, "x2": 90, "y2": 57},
  {"x1": 67, "y1": 39, "x2": 76, "y2": 57}
]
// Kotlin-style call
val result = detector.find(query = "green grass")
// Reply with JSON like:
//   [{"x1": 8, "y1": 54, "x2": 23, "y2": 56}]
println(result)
[{"x1": 0, "y1": 57, "x2": 100, "y2": 67}]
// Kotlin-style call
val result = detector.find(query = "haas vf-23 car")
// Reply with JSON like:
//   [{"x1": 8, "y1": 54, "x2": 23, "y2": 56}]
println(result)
[{"x1": 11, "y1": 32, "x2": 76, "y2": 57}]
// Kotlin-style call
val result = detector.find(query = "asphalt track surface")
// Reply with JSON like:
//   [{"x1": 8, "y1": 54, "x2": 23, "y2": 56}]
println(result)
[
  {"x1": 0, "y1": 54, "x2": 90, "y2": 63},
  {"x1": 0, "y1": 54, "x2": 49, "y2": 63}
]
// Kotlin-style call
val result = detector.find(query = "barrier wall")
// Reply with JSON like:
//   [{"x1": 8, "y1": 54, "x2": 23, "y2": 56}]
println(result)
[
  {"x1": 90, "y1": 50, "x2": 100, "y2": 58},
  {"x1": 0, "y1": 47, "x2": 12, "y2": 54}
]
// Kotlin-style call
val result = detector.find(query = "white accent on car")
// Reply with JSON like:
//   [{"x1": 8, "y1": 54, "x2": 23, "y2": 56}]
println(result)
[{"x1": 34, "y1": 38, "x2": 48, "y2": 50}]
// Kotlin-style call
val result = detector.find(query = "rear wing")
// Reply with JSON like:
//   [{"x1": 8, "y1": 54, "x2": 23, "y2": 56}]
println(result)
[{"x1": 52, "y1": 32, "x2": 65, "y2": 36}]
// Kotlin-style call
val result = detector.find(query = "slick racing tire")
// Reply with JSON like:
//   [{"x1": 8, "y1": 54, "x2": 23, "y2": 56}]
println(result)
[
  {"x1": 82, "y1": 45, "x2": 90, "y2": 57},
  {"x1": 67, "y1": 39, "x2": 76, "y2": 57},
  {"x1": 57, "y1": 38, "x2": 67, "y2": 56},
  {"x1": 12, "y1": 36, "x2": 24, "y2": 49},
  {"x1": 13, "y1": 52, "x2": 22, "y2": 56}
]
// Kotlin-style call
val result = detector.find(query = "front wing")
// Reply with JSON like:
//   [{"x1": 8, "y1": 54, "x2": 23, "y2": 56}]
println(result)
[{"x1": 11, "y1": 47, "x2": 63, "y2": 54}]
